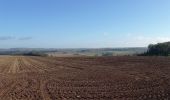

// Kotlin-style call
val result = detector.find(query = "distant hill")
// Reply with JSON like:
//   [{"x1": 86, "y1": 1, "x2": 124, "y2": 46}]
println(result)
[
  {"x1": 0, "y1": 48, "x2": 55, "y2": 55},
  {"x1": 46, "y1": 47, "x2": 147, "y2": 56},
  {"x1": 140, "y1": 42, "x2": 170, "y2": 56},
  {"x1": 0, "y1": 47, "x2": 147, "y2": 56}
]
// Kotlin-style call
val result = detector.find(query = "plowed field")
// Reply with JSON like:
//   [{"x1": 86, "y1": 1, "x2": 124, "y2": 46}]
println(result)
[{"x1": 0, "y1": 56, "x2": 170, "y2": 100}]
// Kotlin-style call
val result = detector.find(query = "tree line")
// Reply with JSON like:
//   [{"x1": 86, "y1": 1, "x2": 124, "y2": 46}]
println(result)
[{"x1": 139, "y1": 42, "x2": 170, "y2": 56}]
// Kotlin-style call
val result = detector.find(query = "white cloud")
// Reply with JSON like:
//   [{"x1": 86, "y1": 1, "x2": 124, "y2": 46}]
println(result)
[
  {"x1": 99, "y1": 32, "x2": 170, "y2": 47},
  {"x1": 134, "y1": 36, "x2": 170, "y2": 43},
  {"x1": 122, "y1": 36, "x2": 170, "y2": 47}
]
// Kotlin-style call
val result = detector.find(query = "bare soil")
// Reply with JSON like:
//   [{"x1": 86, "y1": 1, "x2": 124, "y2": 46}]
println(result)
[{"x1": 0, "y1": 56, "x2": 170, "y2": 100}]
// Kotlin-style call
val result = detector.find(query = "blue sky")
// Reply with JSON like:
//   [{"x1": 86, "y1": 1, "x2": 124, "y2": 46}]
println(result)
[{"x1": 0, "y1": 0, "x2": 170, "y2": 48}]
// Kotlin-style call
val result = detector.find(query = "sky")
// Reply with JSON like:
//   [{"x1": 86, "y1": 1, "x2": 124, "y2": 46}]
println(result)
[{"x1": 0, "y1": 0, "x2": 170, "y2": 48}]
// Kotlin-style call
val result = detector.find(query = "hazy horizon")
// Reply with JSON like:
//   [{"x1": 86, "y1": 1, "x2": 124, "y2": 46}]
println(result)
[
  {"x1": 1, "y1": 0, "x2": 170, "y2": 48},
  {"x1": 0, "y1": 47, "x2": 147, "y2": 49}
]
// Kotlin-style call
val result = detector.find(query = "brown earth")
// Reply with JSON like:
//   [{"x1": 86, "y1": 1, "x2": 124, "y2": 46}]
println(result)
[{"x1": 0, "y1": 56, "x2": 170, "y2": 100}]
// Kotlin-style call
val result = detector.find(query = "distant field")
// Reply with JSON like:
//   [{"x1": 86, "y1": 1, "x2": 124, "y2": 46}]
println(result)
[
  {"x1": 47, "y1": 51, "x2": 136, "y2": 57},
  {"x1": 0, "y1": 48, "x2": 147, "y2": 57},
  {"x1": 47, "y1": 47, "x2": 147, "y2": 57},
  {"x1": 0, "y1": 56, "x2": 169, "y2": 99}
]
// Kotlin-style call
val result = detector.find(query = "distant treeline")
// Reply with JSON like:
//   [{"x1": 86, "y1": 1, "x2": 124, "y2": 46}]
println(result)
[
  {"x1": 139, "y1": 42, "x2": 170, "y2": 56},
  {"x1": 21, "y1": 52, "x2": 47, "y2": 56},
  {"x1": 0, "y1": 51, "x2": 47, "y2": 57}
]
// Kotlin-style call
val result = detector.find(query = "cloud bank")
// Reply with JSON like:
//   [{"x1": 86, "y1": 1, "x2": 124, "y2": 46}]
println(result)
[
  {"x1": 18, "y1": 37, "x2": 32, "y2": 40},
  {"x1": 0, "y1": 36, "x2": 32, "y2": 41},
  {"x1": 0, "y1": 36, "x2": 15, "y2": 40}
]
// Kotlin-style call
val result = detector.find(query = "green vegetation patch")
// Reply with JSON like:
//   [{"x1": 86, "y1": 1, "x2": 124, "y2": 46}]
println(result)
[{"x1": 139, "y1": 42, "x2": 170, "y2": 56}]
